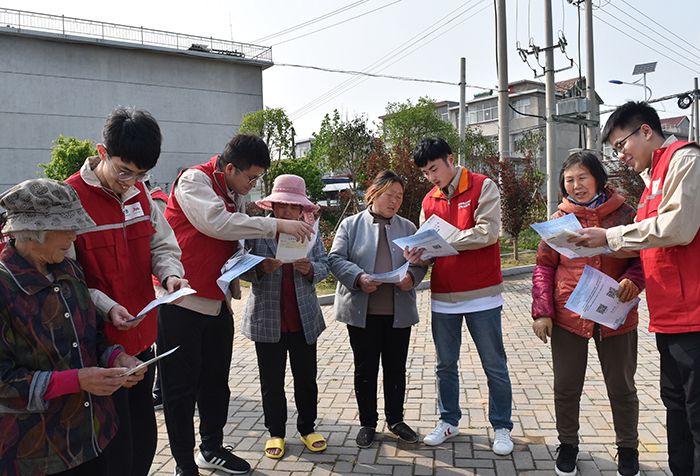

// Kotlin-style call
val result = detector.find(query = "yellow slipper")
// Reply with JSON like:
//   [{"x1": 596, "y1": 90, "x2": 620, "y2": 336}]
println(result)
[
  {"x1": 300, "y1": 433, "x2": 327, "y2": 452},
  {"x1": 264, "y1": 437, "x2": 285, "y2": 459}
]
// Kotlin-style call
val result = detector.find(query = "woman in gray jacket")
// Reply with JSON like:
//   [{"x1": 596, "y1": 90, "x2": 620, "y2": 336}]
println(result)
[{"x1": 329, "y1": 171, "x2": 427, "y2": 448}]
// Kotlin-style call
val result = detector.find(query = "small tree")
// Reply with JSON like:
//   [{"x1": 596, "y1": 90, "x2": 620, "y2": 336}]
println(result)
[
  {"x1": 484, "y1": 155, "x2": 544, "y2": 261},
  {"x1": 239, "y1": 108, "x2": 294, "y2": 162},
  {"x1": 607, "y1": 160, "x2": 645, "y2": 207},
  {"x1": 309, "y1": 111, "x2": 374, "y2": 190},
  {"x1": 39, "y1": 135, "x2": 96, "y2": 181},
  {"x1": 380, "y1": 97, "x2": 460, "y2": 152}
]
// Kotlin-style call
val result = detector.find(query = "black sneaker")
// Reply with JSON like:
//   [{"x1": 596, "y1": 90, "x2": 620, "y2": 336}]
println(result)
[
  {"x1": 174, "y1": 467, "x2": 200, "y2": 476},
  {"x1": 195, "y1": 446, "x2": 250, "y2": 474},
  {"x1": 555, "y1": 444, "x2": 578, "y2": 476},
  {"x1": 356, "y1": 427, "x2": 376, "y2": 448},
  {"x1": 616, "y1": 447, "x2": 640, "y2": 476},
  {"x1": 153, "y1": 393, "x2": 163, "y2": 411},
  {"x1": 389, "y1": 422, "x2": 419, "y2": 443}
]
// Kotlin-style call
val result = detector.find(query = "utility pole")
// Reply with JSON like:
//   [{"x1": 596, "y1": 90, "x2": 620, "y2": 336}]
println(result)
[
  {"x1": 695, "y1": 77, "x2": 699, "y2": 142},
  {"x1": 496, "y1": 0, "x2": 510, "y2": 160},
  {"x1": 584, "y1": 0, "x2": 598, "y2": 150},
  {"x1": 544, "y1": 0, "x2": 557, "y2": 216},
  {"x1": 459, "y1": 57, "x2": 466, "y2": 165}
]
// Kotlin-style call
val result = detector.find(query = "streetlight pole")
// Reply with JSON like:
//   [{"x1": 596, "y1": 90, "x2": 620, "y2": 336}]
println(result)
[{"x1": 608, "y1": 79, "x2": 652, "y2": 101}]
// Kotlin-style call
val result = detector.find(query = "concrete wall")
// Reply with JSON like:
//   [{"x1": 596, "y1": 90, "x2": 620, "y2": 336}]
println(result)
[{"x1": 0, "y1": 29, "x2": 267, "y2": 192}]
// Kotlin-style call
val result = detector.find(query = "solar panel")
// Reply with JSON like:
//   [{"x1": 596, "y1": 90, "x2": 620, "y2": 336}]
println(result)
[{"x1": 633, "y1": 62, "x2": 657, "y2": 75}]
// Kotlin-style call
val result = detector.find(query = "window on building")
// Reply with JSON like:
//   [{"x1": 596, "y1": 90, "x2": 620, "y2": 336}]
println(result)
[
  {"x1": 468, "y1": 102, "x2": 499, "y2": 124},
  {"x1": 510, "y1": 98, "x2": 532, "y2": 118}
]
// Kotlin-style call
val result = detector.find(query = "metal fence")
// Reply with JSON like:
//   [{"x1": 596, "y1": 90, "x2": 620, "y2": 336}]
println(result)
[{"x1": 0, "y1": 7, "x2": 273, "y2": 63}]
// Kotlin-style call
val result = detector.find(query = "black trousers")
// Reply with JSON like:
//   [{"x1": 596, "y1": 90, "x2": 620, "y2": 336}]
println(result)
[
  {"x1": 255, "y1": 331, "x2": 318, "y2": 438},
  {"x1": 48, "y1": 437, "x2": 113, "y2": 476},
  {"x1": 157, "y1": 303, "x2": 234, "y2": 471},
  {"x1": 104, "y1": 347, "x2": 157, "y2": 476},
  {"x1": 657, "y1": 332, "x2": 700, "y2": 476},
  {"x1": 347, "y1": 315, "x2": 411, "y2": 428}
]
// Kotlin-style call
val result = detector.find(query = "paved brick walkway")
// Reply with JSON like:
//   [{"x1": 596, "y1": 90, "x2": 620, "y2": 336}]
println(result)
[{"x1": 150, "y1": 274, "x2": 670, "y2": 475}]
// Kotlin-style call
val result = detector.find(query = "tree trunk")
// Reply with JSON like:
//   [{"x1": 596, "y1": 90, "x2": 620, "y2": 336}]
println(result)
[{"x1": 513, "y1": 236, "x2": 519, "y2": 261}]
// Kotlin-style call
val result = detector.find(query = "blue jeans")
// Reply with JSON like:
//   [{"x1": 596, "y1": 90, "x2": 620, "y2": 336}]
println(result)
[{"x1": 432, "y1": 306, "x2": 513, "y2": 430}]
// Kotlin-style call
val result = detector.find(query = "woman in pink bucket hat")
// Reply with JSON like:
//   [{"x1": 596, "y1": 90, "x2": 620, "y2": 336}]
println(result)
[{"x1": 240, "y1": 174, "x2": 329, "y2": 459}]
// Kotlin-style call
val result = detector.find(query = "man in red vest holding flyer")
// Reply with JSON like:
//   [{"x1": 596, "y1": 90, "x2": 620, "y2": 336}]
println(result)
[
  {"x1": 160, "y1": 134, "x2": 314, "y2": 476},
  {"x1": 405, "y1": 137, "x2": 514, "y2": 456},
  {"x1": 573, "y1": 101, "x2": 700, "y2": 475},
  {"x1": 66, "y1": 107, "x2": 187, "y2": 476}
]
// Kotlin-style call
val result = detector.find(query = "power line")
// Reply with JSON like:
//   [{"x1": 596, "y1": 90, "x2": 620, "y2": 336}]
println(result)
[
  {"x1": 291, "y1": 1, "x2": 490, "y2": 119},
  {"x1": 289, "y1": 1, "x2": 475, "y2": 119},
  {"x1": 290, "y1": 0, "x2": 487, "y2": 120},
  {"x1": 601, "y1": 2, "x2": 700, "y2": 67},
  {"x1": 252, "y1": 0, "x2": 368, "y2": 43},
  {"x1": 290, "y1": 1, "x2": 486, "y2": 118},
  {"x1": 617, "y1": 0, "x2": 700, "y2": 56},
  {"x1": 271, "y1": 1, "x2": 402, "y2": 47},
  {"x1": 593, "y1": 12, "x2": 700, "y2": 75},
  {"x1": 276, "y1": 63, "x2": 496, "y2": 88}
]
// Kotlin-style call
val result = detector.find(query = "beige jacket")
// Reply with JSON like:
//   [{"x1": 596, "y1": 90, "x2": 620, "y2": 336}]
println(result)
[
  {"x1": 606, "y1": 137, "x2": 700, "y2": 251},
  {"x1": 419, "y1": 166, "x2": 503, "y2": 302},
  {"x1": 69, "y1": 157, "x2": 184, "y2": 315},
  {"x1": 172, "y1": 167, "x2": 277, "y2": 316}
]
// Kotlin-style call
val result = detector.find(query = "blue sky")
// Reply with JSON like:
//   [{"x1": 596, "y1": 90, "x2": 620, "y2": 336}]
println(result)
[{"x1": 5, "y1": 0, "x2": 699, "y2": 137}]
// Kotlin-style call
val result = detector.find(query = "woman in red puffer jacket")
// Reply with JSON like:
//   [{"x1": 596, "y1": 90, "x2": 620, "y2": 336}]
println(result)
[{"x1": 531, "y1": 150, "x2": 645, "y2": 476}]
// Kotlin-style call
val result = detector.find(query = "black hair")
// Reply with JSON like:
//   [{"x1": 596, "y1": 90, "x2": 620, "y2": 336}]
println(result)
[
  {"x1": 218, "y1": 134, "x2": 271, "y2": 171},
  {"x1": 559, "y1": 150, "x2": 608, "y2": 198},
  {"x1": 412, "y1": 137, "x2": 452, "y2": 167},
  {"x1": 601, "y1": 101, "x2": 664, "y2": 144},
  {"x1": 103, "y1": 107, "x2": 162, "y2": 170}
]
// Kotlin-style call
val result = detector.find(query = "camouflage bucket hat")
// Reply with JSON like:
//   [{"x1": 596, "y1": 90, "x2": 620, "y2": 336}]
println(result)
[{"x1": 0, "y1": 179, "x2": 96, "y2": 233}]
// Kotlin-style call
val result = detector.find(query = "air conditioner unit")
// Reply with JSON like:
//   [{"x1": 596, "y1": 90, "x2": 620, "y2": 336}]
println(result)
[{"x1": 556, "y1": 97, "x2": 590, "y2": 116}]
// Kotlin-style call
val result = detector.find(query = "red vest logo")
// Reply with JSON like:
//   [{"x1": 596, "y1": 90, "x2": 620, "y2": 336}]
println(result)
[{"x1": 458, "y1": 200, "x2": 472, "y2": 209}]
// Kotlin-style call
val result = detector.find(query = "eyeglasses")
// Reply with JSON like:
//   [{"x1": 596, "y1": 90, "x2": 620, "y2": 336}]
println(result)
[
  {"x1": 104, "y1": 151, "x2": 150, "y2": 182},
  {"x1": 611, "y1": 126, "x2": 642, "y2": 158},
  {"x1": 235, "y1": 166, "x2": 266, "y2": 185}
]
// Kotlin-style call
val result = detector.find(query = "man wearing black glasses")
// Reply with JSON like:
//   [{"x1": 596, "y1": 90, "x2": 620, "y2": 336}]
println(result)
[
  {"x1": 66, "y1": 106, "x2": 188, "y2": 476},
  {"x1": 159, "y1": 133, "x2": 314, "y2": 476},
  {"x1": 572, "y1": 101, "x2": 700, "y2": 476}
]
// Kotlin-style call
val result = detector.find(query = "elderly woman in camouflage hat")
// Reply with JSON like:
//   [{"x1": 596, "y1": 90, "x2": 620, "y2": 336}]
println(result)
[{"x1": 0, "y1": 179, "x2": 145, "y2": 476}]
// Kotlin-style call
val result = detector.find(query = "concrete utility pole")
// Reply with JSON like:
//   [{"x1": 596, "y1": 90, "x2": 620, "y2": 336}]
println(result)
[
  {"x1": 695, "y1": 77, "x2": 699, "y2": 142},
  {"x1": 496, "y1": 0, "x2": 510, "y2": 160},
  {"x1": 459, "y1": 57, "x2": 466, "y2": 166},
  {"x1": 584, "y1": 0, "x2": 598, "y2": 150},
  {"x1": 544, "y1": 0, "x2": 558, "y2": 216}
]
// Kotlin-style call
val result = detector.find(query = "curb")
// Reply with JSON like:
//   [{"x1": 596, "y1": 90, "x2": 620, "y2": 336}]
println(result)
[{"x1": 318, "y1": 264, "x2": 534, "y2": 306}]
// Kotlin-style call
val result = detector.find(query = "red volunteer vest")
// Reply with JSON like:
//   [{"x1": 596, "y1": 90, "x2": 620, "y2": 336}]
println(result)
[
  {"x1": 66, "y1": 174, "x2": 157, "y2": 355},
  {"x1": 150, "y1": 188, "x2": 169, "y2": 204},
  {"x1": 165, "y1": 156, "x2": 239, "y2": 300},
  {"x1": 635, "y1": 140, "x2": 700, "y2": 334},
  {"x1": 422, "y1": 169, "x2": 502, "y2": 294}
]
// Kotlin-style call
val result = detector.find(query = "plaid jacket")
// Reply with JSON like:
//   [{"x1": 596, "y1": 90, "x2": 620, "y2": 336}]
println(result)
[
  {"x1": 241, "y1": 235, "x2": 329, "y2": 344},
  {"x1": 0, "y1": 244, "x2": 119, "y2": 476}
]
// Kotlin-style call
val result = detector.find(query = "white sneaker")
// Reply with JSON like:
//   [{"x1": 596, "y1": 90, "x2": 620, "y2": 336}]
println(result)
[
  {"x1": 492, "y1": 428, "x2": 514, "y2": 455},
  {"x1": 423, "y1": 420, "x2": 459, "y2": 446}
]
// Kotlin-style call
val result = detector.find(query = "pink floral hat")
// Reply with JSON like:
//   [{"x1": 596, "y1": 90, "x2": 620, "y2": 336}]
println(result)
[{"x1": 256, "y1": 174, "x2": 320, "y2": 213}]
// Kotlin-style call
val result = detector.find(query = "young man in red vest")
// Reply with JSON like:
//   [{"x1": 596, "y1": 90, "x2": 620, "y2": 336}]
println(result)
[
  {"x1": 66, "y1": 107, "x2": 187, "y2": 476},
  {"x1": 406, "y1": 137, "x2": 514, "y2": 455},
  {"x1": 159, "y1": 134, "x2": 314, "y2": 476},
  {"x1": 572, "y1": 101, "x2": 700, "y2": 475}
]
